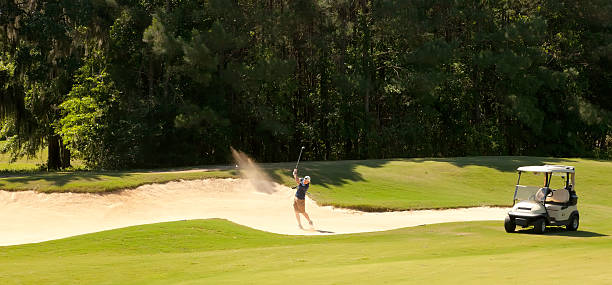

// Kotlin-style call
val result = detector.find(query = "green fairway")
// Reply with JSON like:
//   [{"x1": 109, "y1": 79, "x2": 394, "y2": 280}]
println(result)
[{"x1": 0, "y1": 217, "x2": 610, "y2": 284}]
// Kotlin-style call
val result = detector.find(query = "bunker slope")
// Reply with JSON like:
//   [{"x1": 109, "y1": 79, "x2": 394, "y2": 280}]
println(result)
[{"x1": 0, "y1": 178, "x2": 508, "y2": 246}]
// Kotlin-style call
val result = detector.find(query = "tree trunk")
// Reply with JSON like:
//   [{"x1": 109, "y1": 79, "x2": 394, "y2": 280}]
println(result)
[
  {"x1": 47, "y1": 134, "x2": 61, "y2": 170},
  {"x1": 60, "y1": 138, "x2": 71, "y2": 168}
]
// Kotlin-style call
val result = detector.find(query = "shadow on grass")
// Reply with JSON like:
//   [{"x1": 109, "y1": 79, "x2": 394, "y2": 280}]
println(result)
[
  {"x1": 545, "y1": 228, "x2": 608, "y2": 237},
  {"x1": 515, "y1": 227, "x2": 608, "y2": 237},
  {"x1": 0, "y1": 169, "x2": 45, "y2": 176},
  {"x1": 258, "y1": 156, "x2": 580, "y2": 189},
  {"x1": 0, "y1": 167, "x2": 240, "y2": 191},
  {"x1": 261, "y1": 160, "x2": 389, "y2": 188},
  {"x1": 411, "y1": 156, "x2": 577, "y2": 173},
  {"x1": 0, "y1": 171, "x2": 132, "y2": 189}
]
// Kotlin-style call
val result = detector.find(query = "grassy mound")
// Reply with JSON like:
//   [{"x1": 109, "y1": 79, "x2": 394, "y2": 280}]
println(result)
[{"x1": 268, "y1": 156, "x2": 612, "y2": 210}]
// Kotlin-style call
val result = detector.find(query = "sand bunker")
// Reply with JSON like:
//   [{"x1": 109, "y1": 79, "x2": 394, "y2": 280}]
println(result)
[
  {"x1": 0, "y1": 178, "x2": 508, "y2": 246},
  {"x1": 0, "y1": 150, "x2": 509, "y2": 246}
]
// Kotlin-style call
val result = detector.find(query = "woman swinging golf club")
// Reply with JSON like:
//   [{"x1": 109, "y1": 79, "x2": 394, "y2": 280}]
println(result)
[{"x1": 293, "y1": 168, "x2": 313, "y2": 229}]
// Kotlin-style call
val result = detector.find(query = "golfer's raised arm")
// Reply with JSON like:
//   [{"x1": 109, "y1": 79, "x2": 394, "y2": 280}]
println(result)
[{"x1": 293, "y1": 169, "x2": 300, "y2": 184}]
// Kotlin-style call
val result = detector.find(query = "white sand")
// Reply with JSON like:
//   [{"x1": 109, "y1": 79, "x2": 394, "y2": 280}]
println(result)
[{"x1": 0, "y1": 178, "x2": 508, "y2": 246}]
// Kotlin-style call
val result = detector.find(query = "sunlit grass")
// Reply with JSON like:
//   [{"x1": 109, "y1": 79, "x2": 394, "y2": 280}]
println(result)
[{"x1": 0, "y1": 140, "x2": 84, "y2": 172}]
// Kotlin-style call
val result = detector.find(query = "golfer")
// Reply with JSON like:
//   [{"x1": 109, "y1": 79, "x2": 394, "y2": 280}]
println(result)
[{"x1": 293, "y1": 168, "x2": 313, "y2": 229}]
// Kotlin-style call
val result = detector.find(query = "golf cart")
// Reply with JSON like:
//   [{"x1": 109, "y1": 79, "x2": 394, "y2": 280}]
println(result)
[{"x1": 504, "y1": 165, "x2": 579, "y2": 234}]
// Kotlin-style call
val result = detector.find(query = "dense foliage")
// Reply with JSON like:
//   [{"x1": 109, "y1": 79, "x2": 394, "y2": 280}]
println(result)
[{"x1": 1, "y1": 0, "x2": 611, "y2": 169}]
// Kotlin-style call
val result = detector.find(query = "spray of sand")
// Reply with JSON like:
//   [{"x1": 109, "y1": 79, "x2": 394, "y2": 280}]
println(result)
[{"x1": 231, "y1": 148, "x2": 278, "y2": 194}]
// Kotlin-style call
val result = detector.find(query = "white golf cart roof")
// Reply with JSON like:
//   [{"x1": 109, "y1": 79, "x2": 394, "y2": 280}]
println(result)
[{"x1": 516, "y1": 165, "x2": 575, "y2": 173}]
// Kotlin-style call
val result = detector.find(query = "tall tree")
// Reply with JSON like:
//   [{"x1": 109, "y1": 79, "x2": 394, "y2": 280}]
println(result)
[{"x1": 0, "y1": 0, "x2": 116, "y2": 169}]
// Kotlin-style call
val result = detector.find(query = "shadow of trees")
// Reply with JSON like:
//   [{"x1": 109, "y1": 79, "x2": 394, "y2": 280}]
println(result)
[
  {"x1": 0, "y1": 171, "x2": 132, "y2": 189},
  {"x1": 261, "y1": 159, "x2": 389, "y2": 188},
  {"x1": 411, "y1": 156, "x2": 577, "y2": 173},
  {"x1": 260, "y1": 156, "x2": 580, "y2": 189}
]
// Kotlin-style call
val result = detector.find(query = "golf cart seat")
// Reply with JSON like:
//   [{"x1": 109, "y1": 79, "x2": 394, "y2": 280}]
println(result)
[
  {"x1": 546, "y1": 188, "x2": 570, "y2": 204},
  {"x1": 535, "y1": 188, "x2": 549, "y2": 202}
]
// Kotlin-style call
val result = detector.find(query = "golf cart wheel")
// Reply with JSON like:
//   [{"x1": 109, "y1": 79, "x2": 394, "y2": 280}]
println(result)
[
  {"x1": 504, "y1": 216, "x2": 516, "y2": 233},
  {"x1": 533, "y1": 219, "x2": 546, "y2": 234},
  {"x1": 566, "y1": 214, "x2": 579, "y2": 231}
]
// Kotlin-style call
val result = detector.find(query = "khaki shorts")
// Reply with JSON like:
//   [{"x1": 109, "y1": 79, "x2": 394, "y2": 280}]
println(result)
[{"x1": 293, "y1": 198, "x2": 306, "y2": 213}]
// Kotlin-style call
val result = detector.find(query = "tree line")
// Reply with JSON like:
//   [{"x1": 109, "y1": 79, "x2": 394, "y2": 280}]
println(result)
[{"x1": 1, "y1": 0, "x2": 610, "y2": 169}]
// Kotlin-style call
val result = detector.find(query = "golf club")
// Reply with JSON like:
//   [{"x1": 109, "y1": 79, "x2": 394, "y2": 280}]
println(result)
[
  {"x1": 291, "y1": 146, "x2": 306, "y2": 189},
  {"x1": 295, "y1": 146, "x2": 306, "y2": 170}
]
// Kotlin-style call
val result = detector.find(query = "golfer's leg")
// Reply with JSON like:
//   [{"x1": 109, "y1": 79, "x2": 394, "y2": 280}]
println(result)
[
  {"x1": 302, "y1": 212, "x2": 313, "y2": 226},
  {"x1": 295, "y1": 211, "x2": 303, "y2": 228},
  {"x1": 293, "y1": 198, "x2": 303, "y2": 228}
]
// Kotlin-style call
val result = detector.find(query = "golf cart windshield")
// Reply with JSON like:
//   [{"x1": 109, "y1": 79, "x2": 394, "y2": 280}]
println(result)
[{"x1": 515, "y1": 186, "x2": 547, "y2": 203}]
